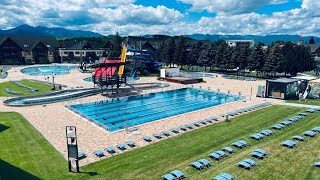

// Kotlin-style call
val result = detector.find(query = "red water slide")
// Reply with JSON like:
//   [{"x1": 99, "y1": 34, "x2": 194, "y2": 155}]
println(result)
[{"x1": 93, "y1": 60, "x2": 120, "y2": 77}]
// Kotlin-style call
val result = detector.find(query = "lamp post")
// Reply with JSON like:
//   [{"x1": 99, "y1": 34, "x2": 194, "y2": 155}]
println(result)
[{"x1": 51, "y1": 72, "x2": 56, "y2": 90}]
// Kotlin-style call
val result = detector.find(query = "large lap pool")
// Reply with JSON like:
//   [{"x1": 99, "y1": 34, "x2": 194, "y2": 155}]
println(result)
[
  {"x1": 21, "y1": 65, "x2": 77, "y2": 76},
  {"x1": 69, "y1": 88, "x2": 243, "y2": 132}
]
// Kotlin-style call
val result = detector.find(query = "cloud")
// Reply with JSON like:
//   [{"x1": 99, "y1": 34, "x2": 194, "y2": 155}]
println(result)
[{"x1": 178, "y1": 0, "x2": 288, "y2": 14}]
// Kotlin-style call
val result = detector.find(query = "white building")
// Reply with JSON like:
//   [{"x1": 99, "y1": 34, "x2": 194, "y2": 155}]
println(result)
[{"x1": 226, "y1": 40, "x2": 255, "y2": 48}]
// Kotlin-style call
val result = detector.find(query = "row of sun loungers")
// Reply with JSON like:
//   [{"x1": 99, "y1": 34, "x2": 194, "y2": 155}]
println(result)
[
  {"x1": 237, "y1": 148, "x2": 268, "y2": 170},
  {"x1": 93, "y1": 140, "x2": 138, "y2": 158},
  {"x1": 281, "y1": 126, "x2": 319, "y2": 148},
  {"x1": 162, "y1": 170, "x2": 186, "y2": 180},
  {"x1": 144, "y1": 117, "x2": 219, "y2": 143},
  {"x1": 223, "y1": 102, "x2": 271, "y2": 117},
  {"x1": 212, "y1": 173, "x2": 234, "y2": 180},
  {"x1": 189, "y1": 159, "x2": 212, "y2": 170},
  {"x1": 250, "y1": 129, "x2": 273, "y2": 140}
]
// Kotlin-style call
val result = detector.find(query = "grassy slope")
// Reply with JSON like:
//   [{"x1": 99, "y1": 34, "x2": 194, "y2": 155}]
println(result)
[
  {"x1": 0, "y1": 106, "x2": 319, "y2": 179},
  {"x1": 287, "y1": 99, "x2": 320, "y2": 106},
  {"x1": 0, "y1": 112, "x2": 74, "y2": 179},
  {"x1": 0, "y1": 80, "x2": 57, "y2": 97}
]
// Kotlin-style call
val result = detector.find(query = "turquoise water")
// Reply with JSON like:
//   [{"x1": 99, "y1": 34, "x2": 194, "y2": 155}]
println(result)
[
  {"x1": 21, "y1": 65, "x2": 77, "y2": 76},
  {"x1": 69, "y1": 88, "x2": 242, "y2": 132}
]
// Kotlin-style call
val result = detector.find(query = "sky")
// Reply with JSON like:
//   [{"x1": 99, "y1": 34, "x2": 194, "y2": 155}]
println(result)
[{"x1": 0, "y1": 0, "x2": 319, "y2": 36}]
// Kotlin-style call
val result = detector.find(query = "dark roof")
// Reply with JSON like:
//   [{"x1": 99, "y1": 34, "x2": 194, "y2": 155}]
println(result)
[
  {"x1": 304, "y1": 44, "x2": 320, "y2": 53},
  {"x1": 0, "y1": 35, "x2": 59, "y2": 50},
  {"x1": 267, "y1": 78, "x2": 299, "y2": 83}
]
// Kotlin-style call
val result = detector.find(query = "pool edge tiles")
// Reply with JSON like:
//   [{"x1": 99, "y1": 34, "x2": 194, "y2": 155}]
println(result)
[{"x1": 68, "y1": 88, "x2": 244, "y2": 132}]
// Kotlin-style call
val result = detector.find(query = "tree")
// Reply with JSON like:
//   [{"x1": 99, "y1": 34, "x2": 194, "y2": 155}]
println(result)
[
  {"x1": 162, "y1": 37, "x2": 175, "y2": 67},
  {"x1": 198, "y1": 43, "x2": 211, "y2": 71},
  {"x1": 108, "y1": 32, "x2": 122, "y2": 57},
  {"x1": 247, "y1": 43, "x2": 265, "y2": 76},
  {"x1": 174, "y1": 36, "x2": 187, "y2": 67},
  {"x1": 309, "y1": 37, "x2": 315, "y2": 44},
  {"x1": 263, "y1": 45, "x2": 284, "y2": 76}
]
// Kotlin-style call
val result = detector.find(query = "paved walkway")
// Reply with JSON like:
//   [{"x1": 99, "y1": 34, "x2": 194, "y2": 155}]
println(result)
[{"x1": 281, "y1": 102, "x2": 320, "y2": 108}]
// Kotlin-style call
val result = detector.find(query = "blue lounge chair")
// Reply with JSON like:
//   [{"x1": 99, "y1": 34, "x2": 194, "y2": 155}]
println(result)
[
  {"x1": 200, "y1": 120, "x2": 208, "y2": 125},
  {"x1": 238, "y1": 140, "x2": 249, "y2": 146},
  {"x1": 272, "y1": 125, "x2": 284, "y2": 130},
  {"x1": 251, "y1": 151, "x2": 265, "y2": 159},
  {"x1": 304, "y1": 131, "x2": 317, "y2": 137},
  {"x1": 198, "y1": 159, "x2": 211, "y2": 167},
  {"x1": 143, "y1": 136, "x2": 152, "y2": 142},
  {"x1": 311, "y1": 127, "x2": 320, "y2": 133},
  {"x1": 292, "y1": 135, "x2": 305, "y2": 141},
  {"x1": 280, "y1": 121, "x2": 292, "y2": 126},
  {"x1": 78, "y1": 151, "x2": 87, "y2": 159},
  {"x1": 260, "y1": 130, "x2": 273, "y2": 136},
  {"x1": 213, "y1": 173, "x2": 234, "y2": 180},
  {"x1": 237, "y1": 161, "x2": 252, "y2": 170},
  {"x1": 209, "y1": 152, "x2": 222, "y2": 161},
  {"x1": 180, "y1": 125, "x2": 188, "y2": 131},
  {"x1": 162, "y1": 173, "x2": 175, "y2": 180},
  {"x1": 250, "y1": 133, "x2": 264, "y2": 140},
  {"x1": 154, "y1": 133, "x2": 162, "y2": 139},
  {"x1": 171, "y1": 128, "x2": 180, "y2": 134},
  {"x1": 106, "y1": 146, "x2": 116, "y2": 154},
  {"x1": 190, "y1": 161, "x2": 204, "y2": 170},
  {"x1": 222, "y1": 147, "x2": 235, "y2": 153},
  {"x1": 94, "y1": 150, "x2": 105, "y2": 157},
  {"x1": 315, "y1": 162, "x2": 320, "y2": 167},
  {"x1": 281, "y1": 140, "x2": 297, "y2": 148},
  {"x1": 193, "y1": 122, "x2": 201, "y2": 127},
  {"x1": 162, "y1": 131, "x2": 170, "y2": 137},
  {"x1": 215, "y1": 150, "x2": 227, "y2": 157},
  {"x1": 127, "y1": 140, "x2": 137, "y2": 148},
  {"x1": 117, "y1": 143, "x2": 127, "y2": 151},
  {"x1": 170, "y1": 170, "x2": 185, "y2": 179},
  {"x1": 185, "y1": 124, "x2": 193, "y2": 129},
  {"x1": 253, "y1": 149, "x2": 267, "y2": 155},
  {"x1": 232, "y1": 141, "x2": 246, "y2": 149},
  {"x1": 242, "y1": 159, "x2": 257, "y2": 166},
  {"x1": 305, "y1": 109, "x2": 316, "y2": 113},
  {"x1": 298, "y1": 112, "x2": 309, "y2": 116}
]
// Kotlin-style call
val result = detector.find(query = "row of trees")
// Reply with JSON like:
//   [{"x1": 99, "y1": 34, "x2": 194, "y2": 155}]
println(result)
[{"x1": 156, "y1": 37, "x2": 315, "y2": 76}]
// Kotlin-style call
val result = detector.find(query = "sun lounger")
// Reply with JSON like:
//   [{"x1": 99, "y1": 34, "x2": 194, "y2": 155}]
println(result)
[
  {"x1": 222, "y1": 147, "x2": 235, "y2": 153},
  {"x1": 171, "y1": 128, "x2": 180, "y2": 134},
  {"x1": 154, "y1": 133, "x2": 162, "y2": 139},
  {"x1": 193, "y1": 121, "x2": 201, "y2": 127},
  {"x1": 78, "y1": 151, "x2": 87, "y2": 159},
  {"x1": 162, "y1": 173, "x2": 175, "y2": 180},
  {"x1": 232, "y1": 141, "x2": 247, "y2": 149},
  {"x1": 212, "y1": 173, "x2": 234, "y2": 180},
  {"x1": 315, "y1": 162, "x2": 320, "y2": 167},
  {"x1": 250, "y1": 133, "x2": 264, "y2": 140},
  {"x1": 198, "y1": 159, "x2": 211, "y2": 167},
  {"x1": 242, "y1": 159, "x2": 257, "y2": 166},
  {"x1": 298, "y1": 112, "x2": 309, "y2": 116},
  {"x1": 237, "y1": 161, "x2": 252, "y2": 170},
  {"x1": 143, "y1": 136, "x2": 152, "y2": 142},
  {"x1": 292, "y1": 135, "x2": 305, "y2": 141},
  {"x1": 304, "y1": 131, "x2": 317, "y2": 137},
  {"x1": 94, "y1": 150, "x2": 105, "y2": 157},
  {"x1": 170, "y1": 170, "x2": 185, "y2": 179},
  {"x1": 127, "y1": 140, "x2": 137, "y2": 148},
  {"x1": 162, "y1": 131, "x2": 170, "y2": 137},
  {"x1": 260, "y1": 130, "x2": 273, "y2": 136},
  {"x1": 106, "y1": 146, "x2": 116, "y2": 154},
  {"x1": 253, "y1": 149, "x2": 267, "y2": 155},
  {"x1": 311, "y1": 127, "x2": 320, "y2": 133},
  {"x1": 190, "y1": 161, "x2": 204, "y2": 170},
  {"x1": 209, "y1": 152, "x2": 223, "y2": 161},
  {"x1": 180, "y1": 125, "x2": 188, "y2": 131},
  {"x1": 215, "y1": 150, "x2": 227, "y2": 157},
  {"x1": 251, "y1": 151, "x2": 265, "y2": 159},
  {"x1": 117, "y1": 143, "x2": 127, "y2": 151},
  {"x1": 281, "y1": 140, "x2": 297, "y2": 148},
  {"x1": 185, "y1": 124, "x2": 193, "y2": 129}
]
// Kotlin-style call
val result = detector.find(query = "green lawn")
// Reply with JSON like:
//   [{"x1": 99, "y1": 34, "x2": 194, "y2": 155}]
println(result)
[
  {"x1": 287, "y1": 99, "x2": 320, "y2": 106},
  {"x1": 0, "y1": 80, "x2": 58, "y2": 97},
  {"x1": 1, "y1": 106, "x2": 319, "y2": 179}
]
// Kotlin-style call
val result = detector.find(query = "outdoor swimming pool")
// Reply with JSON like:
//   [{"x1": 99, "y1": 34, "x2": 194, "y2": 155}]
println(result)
[
  {"x1": 21, "y1": 65, "x2": 77, "y2": 76},
  {"x1": 69, "y1": 88, "x2": 243, "y2": 132}
]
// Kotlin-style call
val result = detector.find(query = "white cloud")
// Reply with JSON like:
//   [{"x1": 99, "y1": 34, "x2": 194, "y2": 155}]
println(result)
[{"x1": 178, "y1": 0, "x2": 288, "y2": 14}]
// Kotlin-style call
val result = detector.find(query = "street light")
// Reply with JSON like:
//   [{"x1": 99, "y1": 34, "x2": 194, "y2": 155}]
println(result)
[{"x1": 51, "y1": 72, "x2": 56, "y2": 90}]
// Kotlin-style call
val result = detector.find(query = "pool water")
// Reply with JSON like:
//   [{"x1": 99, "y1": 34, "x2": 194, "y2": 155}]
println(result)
[
  {"x1": 69, "y1": 88, "x2": 243, "y2": 132},
  {"x1": 21, "y1": 65, "x2": 77, "y2": 76}
]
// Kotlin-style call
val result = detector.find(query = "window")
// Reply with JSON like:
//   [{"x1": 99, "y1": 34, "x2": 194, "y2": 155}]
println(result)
[
  {"x1": 75, "y1": 52, "x2": 80, "y2": 54},
  {"x1": 63, "y1": 52, "x2": 68, "y2": 55}
]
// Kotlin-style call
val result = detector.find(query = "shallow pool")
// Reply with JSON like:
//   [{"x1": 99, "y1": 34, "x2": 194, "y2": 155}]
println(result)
[
  {"x1": 69, "y1": 88, "x2": 243, "y2": 132},
  {"x1": 21, "y1": 65, "x2": 77, "y2": 76}
]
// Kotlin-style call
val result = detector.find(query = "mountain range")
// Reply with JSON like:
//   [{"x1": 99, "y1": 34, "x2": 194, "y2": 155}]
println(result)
[
  {"x1": 0, "y1": 24, "x2": 102, "y2": 38},
  {"x1": 1, "y1": 25, "x2": 319, "y2": 44}
]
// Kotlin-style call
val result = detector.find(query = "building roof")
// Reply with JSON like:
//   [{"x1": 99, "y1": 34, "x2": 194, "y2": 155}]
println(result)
[
  {"x1": 303, "y1": 44, "x2": 320, "y2": 53},
  {"x1": 267, "y1": 78, "x2": 299, "y2": 83},
  {"x1": 0, "y1": 35, "x2": 59, "y2": 50}
]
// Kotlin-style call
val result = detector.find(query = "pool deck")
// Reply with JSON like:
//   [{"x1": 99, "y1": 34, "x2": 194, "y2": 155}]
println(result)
[{"x1": 0, "y1": 65, "x2": 282, "y2": 166}]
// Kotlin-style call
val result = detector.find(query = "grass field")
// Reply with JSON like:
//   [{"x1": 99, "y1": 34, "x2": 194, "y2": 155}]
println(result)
[
  {"x1": 287, "y1": 99, "x2": 320, "y2": 106},
  {"x1": 0, "y1": 80, "x2": 57, "y2": 96},
  {"x1": 0, "y1": 106, "x2": 319, "y2": 180}
]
